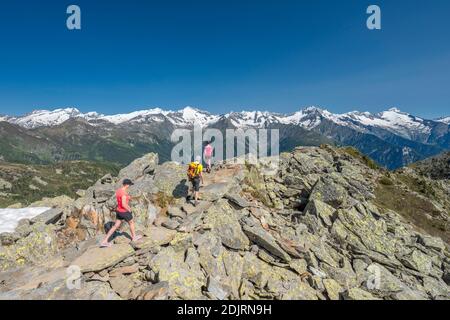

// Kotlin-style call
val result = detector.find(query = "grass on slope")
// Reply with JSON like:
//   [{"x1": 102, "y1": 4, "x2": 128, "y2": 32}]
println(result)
[
  {"x1": 341, "y1": 146, "x2": 380, "y2": 170},
  {"x1": 375, "y1": 173, "x2": 449, "y2": 244},
  {"x1": 0, "y1": 161, "x2": 119, "y2": 208}
]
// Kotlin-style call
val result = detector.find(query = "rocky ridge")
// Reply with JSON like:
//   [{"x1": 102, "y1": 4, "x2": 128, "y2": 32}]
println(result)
[{"x1": 0, "y1": 146, "x2": 449, "y2": 300}]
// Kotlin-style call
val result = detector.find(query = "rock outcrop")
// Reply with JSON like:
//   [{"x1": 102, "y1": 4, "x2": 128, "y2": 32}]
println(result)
[{"x1": 1, "y1": 146, "x2": 449, "y2": 300}]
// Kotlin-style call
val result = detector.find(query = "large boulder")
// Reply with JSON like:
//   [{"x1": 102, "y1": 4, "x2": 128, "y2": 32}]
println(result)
[
  {"x1": 342, "y1": 287, "x2": 380, "y2": 300},
  {"x1": 401, "y1": 249, "x2": 432, "y2": 275},
  {"x1": 31, "y1": 208, "x2": 63, "y2": 225},
  {"x1": 203, "y1": 199, "x2": 249, "y2": 250},
  {"x1": 242, "y1": 222, "x2": 291, "y2": 262},
  {"x1": 335, "y1": 205, "x2": 398, "y2": 258},
  {"x1": 92, "y1": 185, "x2": 116, "y2": 203},
  {"x1": 152, "y1": 162, "x2": 188, "y2": 198},
  {"x1": 149, "y1": 246, "x2": 205, "y2": 299},
  {"x1": 0, "y1": 264, "x2": 121, "y2": 300},
  {"x1": 303, "y1": 199, "x2": 335, "y2": 227},
  {"x1": 201, "y1": 183, "x2": 232, "y2": 202},
  {"x1": 418, "y1": 235, "x2": 446, "y2": 252},
  {"x1": 0, "y1": 224, "x2": 59, "y2": 271},
  {"x1": 109, "y1": 274, "x2": 135, "y2": 299},
  {"x1": 309, "y1": 176, "x2": 349, "y2": 208},
  {"x1": 131, "y1": 226, "x2": 177, "y2": 252},
  {"x1": 70, "y1": 243, "x2": 135, "y2": 273},
  {"x1": 117, "y1": 153, "x2": 159, "y2": 182},
  {"x1": 323, "y1": 278, "x2": 343, "y2": 300}
]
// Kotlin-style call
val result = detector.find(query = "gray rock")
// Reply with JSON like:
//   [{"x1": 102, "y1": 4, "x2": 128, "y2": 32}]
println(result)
[
  {"x1": 167, "y1": 206, "x2": 186, "y2": 219},
  {"x1": 323, "y1": 278, "x2": 343, "y2": 300},
  {"x1": 363, "y1": 263, "x2": 412, "y2": 295},
  {"x1": 162, "y1": 219, "x2": 180, "y2": 230},
  {"x1": 31, "y1": 208, "x2": 63, "y2": 225},
  {"x1": 201, "y1": 182, "x2": 232, "y2": 202},
  {"x1": 422, "y1": 276, "x2": 450, "y2": 299},
  {"x1": 183, "y1": 200, "x2": 213, "y2": 215},
  {"x1": 224, "y1": 193, "x2": 251, "y2": 208},
  {"x1": 71, "y1": 243, "x2": 135, "y2": 273},
  {"x1": 92, "y1": 185, "x2": 115, "y2": 203},
  {"x1": 401, "y1": 250, "x2": 432, "y2": 275},
  {"x1": 309, "y1": 176, "x2": 349, "y2": 208},
  {"x1": 303, "y1": 199, "x2": 335, "y2": 227},
  {"x1": 149, "y1": 246, "x2": 205, "y2": 299},
  {"x1": 141, "y1": 281, "x2": 170, "y2": 300},
  {"x1": 0, "y1": 224, "x2": 59, "y2": 271},
  {"x1": 117, "y1": 153, "x2": 159, "y2": 182},
  {"x1": 289, "y1": 259, "x2": 308, "y2": 275},
  {"x1": 207, "y1": 276, "x2": 229, "y2": 300},
  {"x1": 177, "y1": 212, "x2": 204, "y2": 233},
  {"x1": 132, "y1": 226, "x2": 177, "y2": 252},
  {"x1": 242, "y1": 224, "x2": 291, "y2": 262},
  {"x1": 203, "y1": 199, "x2": 249, "y2": 250},
  {"x1": 0, "y1": 232, "x2": 20, "y2": 246},
  {"x1": 417, "y1": 235, "x2": 446, "y2": 252},
  {"x1": 152, "y1": 161, "x2": 188, "y2": 198},
  {"x1": 342, "y1": 287, "x2": 380, "y2": 300},
  {"x1": 147, "y1": 203, "x2": 158, "y2": 225},
  {"x1": 109, "y1": 275, "x2": 135, "y2": 299}
]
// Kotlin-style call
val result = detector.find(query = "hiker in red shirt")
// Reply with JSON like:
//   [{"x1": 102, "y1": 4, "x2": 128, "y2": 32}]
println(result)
[{"x1": 100, "y1": 179, "x2": 142, "y2": 247}]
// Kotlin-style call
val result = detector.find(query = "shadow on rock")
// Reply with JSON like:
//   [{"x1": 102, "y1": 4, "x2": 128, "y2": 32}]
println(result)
[
  {"x1": 173, "y1": 179, "x2": 189, "y2": 199},
  {"x1": 104, "y1": 221, "x2": 132, "y2": 242}
]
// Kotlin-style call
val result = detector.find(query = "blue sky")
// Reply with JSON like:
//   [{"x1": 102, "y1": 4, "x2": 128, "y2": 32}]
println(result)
[{"x1": 0, "y1": 0, "x2": 449, "y2": 118}]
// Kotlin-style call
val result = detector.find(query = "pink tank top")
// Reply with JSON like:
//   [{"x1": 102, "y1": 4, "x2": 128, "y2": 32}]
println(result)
[{"x1": 204, "y1": 145, "x2": 213, "y2": 157}]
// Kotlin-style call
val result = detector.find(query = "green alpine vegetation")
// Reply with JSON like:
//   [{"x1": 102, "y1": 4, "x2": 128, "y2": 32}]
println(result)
[{"x1": 0, "y1": 160, "x2": 120, "y2": 208}]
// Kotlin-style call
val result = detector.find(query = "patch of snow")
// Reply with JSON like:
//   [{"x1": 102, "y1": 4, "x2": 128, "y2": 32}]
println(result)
[
  {"x1": 275, "y1": 111, "x2": 304, "y2": 125},
  {"x1": 437, "y1": 116, "x2": 450, "y2": 124},
  {"x1": 336, "y1": 108, "x2": 433, "y2": 139},
  {"x1": 10, "y1": 108, "x2": 84, "y2": 128},
  {"x1": 0, "y1": 207, "x2": 51, "y2": 233},
  {"x1": 276, "y1": 106, "x2": 347, "y2": 129},
  {"x1": 225, "y1": 110, "x2": 279, "y2": 128},
  {"x1": 100, "y1": 108, "x2": 168, "y2": 124},
  {"x1": 402, "y1": 146, "x2": 412, "y2": 156},
  {"x1": 166, "y1": 106, "x2": 220, "y2": 126}
]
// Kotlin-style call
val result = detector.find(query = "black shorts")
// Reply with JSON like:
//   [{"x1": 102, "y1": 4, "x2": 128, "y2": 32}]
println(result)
[
  {"x1": 191, "y1": 177, "x2": 201, "y2": 192},
  {"x1": 116, "y1": 211, "x2": 133, "y2": 222}
]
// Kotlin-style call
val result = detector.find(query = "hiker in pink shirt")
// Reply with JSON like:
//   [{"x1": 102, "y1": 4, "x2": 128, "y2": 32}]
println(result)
[{"x1": 204, "y1": 141, "x2": 214, "y2": 173}]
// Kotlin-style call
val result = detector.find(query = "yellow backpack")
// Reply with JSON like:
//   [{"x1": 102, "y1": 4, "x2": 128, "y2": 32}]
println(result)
[{"x1": 187, "y1": 162, "x2": 202, "y2": 179}]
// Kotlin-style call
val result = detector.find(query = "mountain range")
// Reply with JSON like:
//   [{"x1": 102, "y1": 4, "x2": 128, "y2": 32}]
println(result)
[{"x1": 1, "y1": 106, "x2": 449, "y2": 169}]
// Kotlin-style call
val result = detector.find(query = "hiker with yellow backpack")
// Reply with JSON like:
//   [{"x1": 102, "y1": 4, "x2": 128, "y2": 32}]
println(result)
[{"x1": 187, "y1": 155, "x2": 204, "y2": 206}]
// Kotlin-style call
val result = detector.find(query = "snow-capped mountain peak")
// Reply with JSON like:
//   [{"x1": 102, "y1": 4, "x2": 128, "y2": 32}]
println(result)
[
  {"x1": 164, "y1": 106, "x2": 219, "y2": 126},
  {"x1": 100, "y1": 108, "x2": 168, "y2": 125},
  {"x1": 437, "y1": 116, "x2": 450, "y2": 124},
  {"x1": 96, "y1": 106, "x2": 219, "y2": 126},
  {"x1": 8, "y1": 107, "x2": 85, "y2": 129},
  {"x1": 223, "y1": 110, "x2": 282, "y2": 128},
  {"x1": 1, "y1": 106, "x2": 448, "y2": 144},
  {"x1": 387, "y1": 107, "x2": 402, "y2": 113}
]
